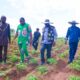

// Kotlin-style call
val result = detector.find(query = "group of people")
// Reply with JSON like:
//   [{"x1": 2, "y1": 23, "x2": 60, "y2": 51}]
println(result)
[{"x1": 0, "y1": 15, "x2": 80, "y2": 65}]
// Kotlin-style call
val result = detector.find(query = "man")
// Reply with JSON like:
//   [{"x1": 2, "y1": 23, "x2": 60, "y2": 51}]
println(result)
[
  {"x1": 0, "y1": 16, "x2": 11, "y2": 64},
  {"x1": 40, "y1": 19, "x2": 57, "y2": 65},
  {"x1": 65, "y1": 21, "x2": 80, "y2": 64},
  {"x1": 14, "y1": 17, "x2": 32, "y2": 63},
  {"x1": 32, "y1": 28, "x2": 41, "y2": 50}
]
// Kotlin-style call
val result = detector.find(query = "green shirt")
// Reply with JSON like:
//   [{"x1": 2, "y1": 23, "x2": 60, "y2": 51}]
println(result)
[{"x1": 16, "y1": 23, "x2": 32, "y2": 44}]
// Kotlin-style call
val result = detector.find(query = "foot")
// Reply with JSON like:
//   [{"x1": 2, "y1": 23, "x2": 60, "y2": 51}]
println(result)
[
  {"x1": 40, "y1": 62, "x2": 45, "y2": 65},
  {"x1": 67, "y1": 61, "x2": 72, "y2": 64}
]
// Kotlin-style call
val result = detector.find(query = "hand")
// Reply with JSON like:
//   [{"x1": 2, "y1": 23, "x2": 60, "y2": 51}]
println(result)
[
  {"x1": 65, "y1": 40, "x2": 67, "y2": 44},
  {"x1": 53, "y1": 41, "x2": 56, "y2": 46},
  {"x1": 29, "y1": 44, "x2": 32, "y2": 50}
]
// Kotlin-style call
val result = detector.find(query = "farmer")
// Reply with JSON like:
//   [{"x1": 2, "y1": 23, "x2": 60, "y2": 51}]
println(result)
[
  {"x1": 0, "y1": 16, "x2": 11, "y2": 64},
  {"x1": 14, "y1": 17, "x2": 32, "y2": 63},
  {"x1": 40, "y1": 19, "x2": 57, "y2": 65},
  {"x1": 65, "y1": 21, "x2": 80, "y2": 64},
  {"x1": 32, "y1": 28, "x2": 41, "y2": 50}
]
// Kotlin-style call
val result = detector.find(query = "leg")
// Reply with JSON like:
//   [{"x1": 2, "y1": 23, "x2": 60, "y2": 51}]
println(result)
[
  {"x1": 40, "y1": 44, "x2": 46, "y2": 64},
  {"x1": 46, "y1": 44, "x2": 52, "y2": 59},
  {"x1": 0, "y1": 46, "x2": 3, "y2": 62},
  {"x1": 3, "y1": 45, "x2": 8, "y2": 63},
  {"x1": 35, "y1": 42, "x2": 38, "y2": 50},
  {"x1": 69, "y1": 43, "x2": 75, "y2": 63},
  {"x1": 23, "y1": 43, "x2": 29, "y2": 57},
  {"x1": 32, "y1": 41, "x2": 36, "y2": 50},
  {"x1": 72, "y1": 42, "x2": 78, "y2": 60},
  {"x1": 18, "y1": 44, "x2": 24, "y2": 62}
]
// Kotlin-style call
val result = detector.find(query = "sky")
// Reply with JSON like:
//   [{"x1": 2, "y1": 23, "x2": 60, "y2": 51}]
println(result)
[{"x1": 0, "y1": 0, "x2": 80, "y2": 37}]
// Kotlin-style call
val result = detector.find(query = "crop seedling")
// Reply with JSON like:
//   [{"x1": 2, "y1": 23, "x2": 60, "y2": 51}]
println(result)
[
  {"x1": 29, "y1": 58, "x2": 38, "y2": 64},
  {"x1": 0, "y1": 71, "x2": 6, "y2": 77},
  {"x1": 16, "y1": 63, "x2": 27, "y2": 71},
  {"x1": 69, "y1": 60, "x2": 80, "y2": 71},
  {"x1": 68, "y1": 75, "x2": 80, "y2": 80},
  {"x1": 47, "y1": 58, "x2": 57, "y2": 65},
  {"x1": 37, "y1": 66, "x2": 48, "y2": 74},
  {"x1": 9, "y1": 55, "x2": 20, "y2": 63},
  {"x1": 27, "y1": 75, "x2": 38, "y2": 80}
]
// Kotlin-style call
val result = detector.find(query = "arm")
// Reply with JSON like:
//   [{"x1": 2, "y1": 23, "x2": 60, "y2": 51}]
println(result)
[
  {"x1": 53, "y1": 27, "x2": 58, "y2": 42},
  {"x1": 13, "y1": 28, "x2": 18, "y2": 42},
  {"x1": 28, "y1": 26, "x2": 32, "y2": 45},
  {"x1": 8, "y1": 24, "x2": 11, "y2": 43},
  {"x1": 53, "y1": 27, "x2": 58, "y2": 46},
  {"x1": 65, "y1": 28, "x2": 70, "y2": 44}
]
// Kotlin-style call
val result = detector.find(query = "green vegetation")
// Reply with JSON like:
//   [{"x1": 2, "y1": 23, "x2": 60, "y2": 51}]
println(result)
[
  {"x1": 9, "y1": 55, "x2": 20, "y2": 63},
  {"x1": 47, "y1": 58, "x2": 57, "y2": 65},
  {"x1": 16, "y1": 63, "x2": 27, "y2": 71},
  {"x1": 37, "y1": 66, "x2": 48, "y2": 74},
  {"x1": 29, "y1": 58, "x2": 38, "y2": 64},
  {"x1": 27, "y1": 75, "x2": 38, "y2": 80},
  {"x1": 58, "y1": 50, "x2": 68, "y2": 59},
  {"x1": 68, "y1": 75, "x2": 80, "y2": 80},
  {"x1": 69, "y1": 59, "x2": 80, "y2": 71},
  {"x1": 0, "y1": 71, "x2": 6, "y2": 77}
]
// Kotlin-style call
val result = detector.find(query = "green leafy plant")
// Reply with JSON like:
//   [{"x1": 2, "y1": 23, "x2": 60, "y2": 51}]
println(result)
[
  {"x1": 14, "y1": 50, "x2": 19, "y2": 55},
  {"x1": 68, "y1": 75, "x2": 80, "y2": 80},
  {"x1": 29, "y1": 58, "x2": 38, "y2": 64},
  {"x1": 47, "y1": 58, "x2": 57, "y2": 65},
  {"x1": 10, "y1": 55, "x2": 19, "y2": 63},
  {"x1": 16, "y1": 63, "x2": 27, "y2": 71},
  {"x1": 37, "y1": 66, "x2": 48, "y2": 74},
  {"x1": 31, "y1": 50, "x2": 37, "y2": 55},
  {"x1": 69, "y1": 60, "x2": 80, "y2": 71},
  {"x1": 27, "y1": 75, "x2": 38, "y2": 80},
  {"x1": 0, "y1": 71, "x2": 6, "y2": 77},
  {"x1": 58, "y1": 51, "x2": 68, "y2": 59}
]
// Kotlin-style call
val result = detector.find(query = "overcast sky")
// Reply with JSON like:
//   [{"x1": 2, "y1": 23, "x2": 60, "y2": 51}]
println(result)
[{"x1": 0, "y1": 0, "x2": 80, "y2": 37}]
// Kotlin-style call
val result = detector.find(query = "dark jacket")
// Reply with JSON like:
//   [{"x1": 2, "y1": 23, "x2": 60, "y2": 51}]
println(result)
[
  {"x1": 0, "y1": 23, "x2": 11, "y2": 45},
  {"x1": 33, "y1": 31, "x2": 41, "y2": 42},
  {"x1": 66, "y1": 26, "x2": 80, "y2": 43}
]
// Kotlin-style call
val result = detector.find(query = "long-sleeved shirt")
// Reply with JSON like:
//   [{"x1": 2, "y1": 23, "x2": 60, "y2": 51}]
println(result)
[
  {"x1": 33, "y1": 31, "x2": 41, "y2": 42},
  {"x1": 0, "y1": 23, "x2": 11, "y2": 45},
  {"x1": 66, "y1": 26, "x2": 80, "y2": 43}
]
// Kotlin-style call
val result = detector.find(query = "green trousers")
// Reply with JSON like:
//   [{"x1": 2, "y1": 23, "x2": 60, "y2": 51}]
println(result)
[{"x1": 18, "y1": 43, "x2": 29, "y2": 62}]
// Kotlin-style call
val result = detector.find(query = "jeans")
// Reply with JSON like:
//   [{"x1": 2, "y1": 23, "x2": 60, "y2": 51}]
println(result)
[
  {"x1": 69, "y1": 42, "x2": 78, "y2": 62},
  {"x1": 0, "y1": 45, "x2": 8, "y2": 62},
  {"x1": 32, "y1": 41, "x2": 38, "y2": 50},
  {"x1": 40, "y1": 44, "x2": 52, "y2": 63}
]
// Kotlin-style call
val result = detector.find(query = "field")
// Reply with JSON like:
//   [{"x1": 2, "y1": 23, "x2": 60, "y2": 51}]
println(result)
[{"x1": 0, "y1": 38, "x2": 80, "y2": 80}]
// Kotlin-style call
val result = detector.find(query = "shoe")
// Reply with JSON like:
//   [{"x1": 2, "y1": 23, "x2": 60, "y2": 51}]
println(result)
[
  {"x1": 67, "y1": 61, "x2": 72, "y2": 64},
  {"x1": 41, "y1": 62, "x2": 45, "y2": 65}
]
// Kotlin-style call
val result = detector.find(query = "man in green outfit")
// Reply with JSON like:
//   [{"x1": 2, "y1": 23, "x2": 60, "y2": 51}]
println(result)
[{"x1": 14, "y1": 17, "x2": 32, "y2": 63}]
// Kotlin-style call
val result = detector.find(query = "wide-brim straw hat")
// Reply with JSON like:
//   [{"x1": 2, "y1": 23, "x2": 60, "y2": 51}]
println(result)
[
  {"x1": 43, "y1": 19, "x2": 53, "y2": 24},
  {"x1": 68, "y1": 21, "x2": 79, "y2": 24}
]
